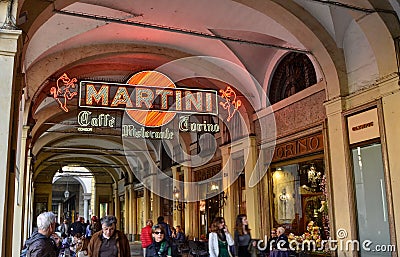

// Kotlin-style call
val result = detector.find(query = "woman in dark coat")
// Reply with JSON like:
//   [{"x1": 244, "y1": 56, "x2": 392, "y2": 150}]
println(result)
[{"x1": 146, "y1": 224, "x2": 173, "y2": 257}]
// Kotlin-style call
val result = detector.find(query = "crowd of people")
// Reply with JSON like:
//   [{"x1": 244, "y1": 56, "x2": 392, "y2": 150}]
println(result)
[
  {"x1": 139, "y1": 214, "x2": 290, "y2": 257},
  {"x1": 21, "y1": 212, "x2": 130, "y2": 257},
  {"x1": 56, "y1": 215, "x2": 103, "y2": 257},
  {"x1": 22, "y1": 212, "x2": 290, "y2": 257}
]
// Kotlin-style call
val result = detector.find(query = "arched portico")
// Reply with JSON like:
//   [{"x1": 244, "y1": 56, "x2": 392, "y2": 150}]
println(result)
[{"x1": 1, "y1": 1, "x2": 400, "y2": 257}]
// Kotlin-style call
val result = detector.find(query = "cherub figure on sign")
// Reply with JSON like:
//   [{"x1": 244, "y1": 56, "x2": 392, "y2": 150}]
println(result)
[
  {"x1": 50, "y1": 73, "x2": 78, "y2": 112},
  {"x1": 219, "y1": 86, "x2": 242, "y2": 122}
]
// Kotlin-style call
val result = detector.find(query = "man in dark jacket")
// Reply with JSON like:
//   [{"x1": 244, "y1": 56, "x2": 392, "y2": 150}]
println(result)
[
  {"x1": 88, "y1": 215, "x2": 130, "y2": 257},
  {"x1": 70, "y1": 216, "x2": 85, "y2": 236},
  {"x1": 157, "y1": 216, "x2": 172, "y2": 241},
  {"x1": 22, "y1": 212, "x2": 60, "y2": 257}
]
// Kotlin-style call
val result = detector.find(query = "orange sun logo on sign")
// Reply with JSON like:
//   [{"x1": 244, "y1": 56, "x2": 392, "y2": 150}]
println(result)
[
  {"x1": 50, "y1": 73, "x2": 78, "y2": 112},
  {"x1": 219, "y1": 86, "x2": 242, "y2": 122},
  {"x1": 125, "y1": 71, "x2": 177, "y2": 127}
]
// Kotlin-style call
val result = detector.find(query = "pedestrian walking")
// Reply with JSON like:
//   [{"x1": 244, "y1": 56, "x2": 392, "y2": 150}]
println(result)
[
  {"x1": 141, "y1": 219, "x2": 154, "y2": 257},
  {"x1": 87, "y1": 215, "x2": 130, "y2": 257},
  {"x1": 208, "y1": 217, "x2": 234, "y2": 257},
  {"x1": 21, "y1": 212, "x2": 60, "y2": 257}
]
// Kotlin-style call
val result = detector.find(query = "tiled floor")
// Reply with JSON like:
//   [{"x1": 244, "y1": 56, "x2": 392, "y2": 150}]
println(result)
[{"x1": 130, "y1": 242, "x2": 143, "y2": 257}]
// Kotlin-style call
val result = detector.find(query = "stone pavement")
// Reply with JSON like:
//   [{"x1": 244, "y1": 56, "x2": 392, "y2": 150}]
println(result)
[{"x1": 130, "y1": 241, "x2": 143, "y2": 257}]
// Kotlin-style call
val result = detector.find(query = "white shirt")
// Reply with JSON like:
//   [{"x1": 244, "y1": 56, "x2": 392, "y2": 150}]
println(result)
[{"x1": 208, "y1": 232, "x2": 234, "y2": 257}]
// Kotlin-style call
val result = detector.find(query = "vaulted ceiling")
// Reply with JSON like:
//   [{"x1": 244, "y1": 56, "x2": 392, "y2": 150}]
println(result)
[{"x1": 17, "y1": 0, "x2": 399, "y2": 186}]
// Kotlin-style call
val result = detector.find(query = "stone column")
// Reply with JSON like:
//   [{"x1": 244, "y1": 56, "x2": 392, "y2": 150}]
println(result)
[
  {"x1": 58, "y1": 203, "x2": 62, "y2": 223},
  {"x1": 150, "y1": 190, "x2": 160, "y2": 223},
  {"x1": 182, "y1": 165, "x2": 198, "y2": 238},
  {"x1": 221, "y1": 145, "x2": 235, "y2": 230},
  {"x1": 129, "y1": 186, "x2": 137, "y2": 235},
  {"x1": 83, "y1": 193, "x2": 91, "y2": 222},
  {"x1": 24, "y1": 156, "x2": 33, "y2": 239},
  {"x1": 243, "y1": 136, "x2": 261, "y2": 238},
  {"x1": 113, "y1": 187, "x2": 120, "y2": 229},
  {"x1": 381, "y1": 85, "x2": 400, "y2": 250},
  {"x1": 11, "y1": 125, "x2": 29, "y2": 257},
  {"x1": 171, "y1": 166, "x2": 181, "y2": 227},
  {"x1": 126, "y1": 184, "x2": 137, "y2": 239},
  {"x1": 124, "y1": 186, "x2": 131, "y2": 237},
  {"x1": 0, "y1": 27, "x2": 21, "y2": 257},
  {"x1": 324, "y1": 98, "x2": 356, "y2": 257}
]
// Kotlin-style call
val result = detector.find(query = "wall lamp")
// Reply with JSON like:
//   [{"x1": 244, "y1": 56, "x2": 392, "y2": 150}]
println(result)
[{"x1": 173, "y1": 186, "x2": 186, "y2": 211}]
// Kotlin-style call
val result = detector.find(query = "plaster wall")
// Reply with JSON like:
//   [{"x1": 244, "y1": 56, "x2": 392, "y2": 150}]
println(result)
[
  {"x1": 343, "y1": 20, "x2": 379, "y2": 93},
  {"x1": 325, "y1": 77, "x2": 400, "y2": 257},
  {"x1": 382, "y1": 89, "x2": 400, "y2": 250},
  {"x1": 0, "y1": 3, "x2": 7, "y2": 25}
]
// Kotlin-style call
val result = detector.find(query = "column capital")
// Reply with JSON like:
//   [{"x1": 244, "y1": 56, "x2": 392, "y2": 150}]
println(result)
[
  {"x1": 323, "y1": 96, "x2": 345, "y2": 117},
  {"x1": 0, "y1": 29, "x2": 21, "y2": 56},
  {"x1": 83, "y1": 193, "x2": 91, "y2": 200},
  {"x1": 22, "y1": 126, "x2": 30, "y2": 140}
]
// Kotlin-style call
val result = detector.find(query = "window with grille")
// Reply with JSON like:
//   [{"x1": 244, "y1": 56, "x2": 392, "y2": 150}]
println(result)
[{"x1": 269, "y1": 53, "x2": 317, "y2": 104}]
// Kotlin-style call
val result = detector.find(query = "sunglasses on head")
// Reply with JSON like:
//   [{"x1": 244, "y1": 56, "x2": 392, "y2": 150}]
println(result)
[{"x1": 154, "y1": 231, "x2": 164, "y2": 235}]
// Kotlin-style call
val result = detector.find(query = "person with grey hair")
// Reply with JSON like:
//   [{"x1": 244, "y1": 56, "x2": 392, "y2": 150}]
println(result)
[
  {"x1": 270, "y1": 227, "x2": 290, "y2": 257},
  {"x1": 20, "y1": 212, "x2": 60, "y2": 257},
  {"x1": 87, "y1": 215, "x2": 130, "y2": 257}
]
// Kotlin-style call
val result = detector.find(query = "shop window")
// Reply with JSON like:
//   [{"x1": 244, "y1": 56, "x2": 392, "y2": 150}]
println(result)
[
  {"x1": 269, "y1": 53, "x2": 317, "y2": 104},
  {"x1": 271, "y1": 159, "x2": 330, "y2": 241}
]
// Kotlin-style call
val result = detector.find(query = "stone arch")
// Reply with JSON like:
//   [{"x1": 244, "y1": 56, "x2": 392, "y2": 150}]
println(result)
[
  {"x1": 25, "y1": 44, "x2": 192, "y2": 101},
  {"x1": 234, "y1": 0, "x2": 398, "y2": 99},
  {"x1": 232, "y1": 0, "x2": 343, "y2": 99},
  {"x1": 53, "y1": 174, "x2": 91, "y2": 194}
]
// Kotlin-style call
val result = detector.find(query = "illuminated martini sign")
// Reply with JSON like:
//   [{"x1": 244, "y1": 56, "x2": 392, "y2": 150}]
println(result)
[
  {"x1": 51, "y1": 71, "x2": 242, "y2": 130},
  {"x1": 80, "y1": 71, "x2": 218, "y2": 127}
]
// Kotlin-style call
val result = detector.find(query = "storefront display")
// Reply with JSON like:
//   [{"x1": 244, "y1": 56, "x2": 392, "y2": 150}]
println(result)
[{"x1": 271, "y1": 158, "x2": 330, "y2": 252}]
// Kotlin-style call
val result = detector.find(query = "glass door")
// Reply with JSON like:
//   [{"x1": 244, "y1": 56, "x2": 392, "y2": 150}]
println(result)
[{"x1": 352, "y1": 143, "x2": 391, "y2": 256}]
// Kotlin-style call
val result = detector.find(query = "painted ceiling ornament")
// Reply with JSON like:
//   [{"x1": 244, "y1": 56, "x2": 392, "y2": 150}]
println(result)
[
  {"x1": 50, "y1": 73, "x2": 78, "y2": 112},
  {"x1": 219, "y1": 86, "x2": 242, "y2": 122}
]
